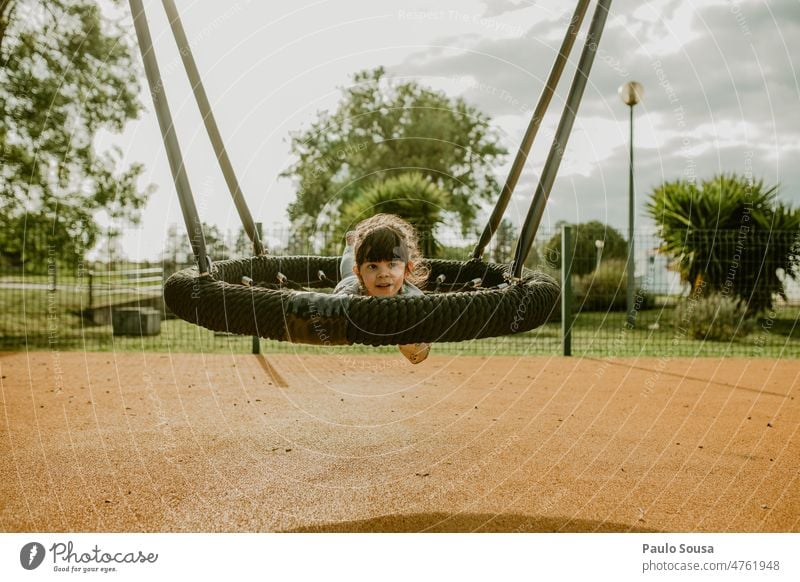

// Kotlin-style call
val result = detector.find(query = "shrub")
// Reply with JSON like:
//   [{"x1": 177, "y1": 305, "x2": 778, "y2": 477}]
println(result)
[
  {"x1": 573, "y1": 259, "x2": 650, "y2": 312},
  {"x1": 673, "y1": 291, "x2": 755, "y2": 342},
  {"x1": 542, "y1": 221, "x2": 628, "y2": 276}
]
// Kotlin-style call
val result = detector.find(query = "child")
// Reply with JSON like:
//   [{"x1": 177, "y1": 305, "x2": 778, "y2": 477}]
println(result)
[{"x1": 334, "y1": 213, "x2": 431, "y2": 364}]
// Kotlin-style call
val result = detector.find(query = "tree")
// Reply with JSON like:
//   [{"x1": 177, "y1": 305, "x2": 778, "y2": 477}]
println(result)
[
  {"x1": 647, "y1": 174, "x2": 800, "y2": 313},
  {"x1": 231, "y1": 226, "x2": 254, "y2": 258},
  {"x1": 491, "y1": 218, "x2": 516, "y2": 264},
  {"x1": 542, "y1": 221, "x2": 628, "y2": 276},
  {"x1": 0, "y1": 0, "x2": 151, "y2": 270},
  {"x1": 338, "y1": 172, "x2": 450, "y2": 257},
  {"x1": 282, "y1": 67, "x2": 507, "y2": 241},
  {"x1": 164, "y1": 222, "x2": 228, "y2": 267}
]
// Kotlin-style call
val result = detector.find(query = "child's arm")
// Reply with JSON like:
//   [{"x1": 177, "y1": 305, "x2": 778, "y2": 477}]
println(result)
[
  {"x1": 332, "y1": 276, "x2": 360, "y2": 295},
  {"x1": 339, "y1": 231, "x2": 356, "y2": 280},
  {"x1": 398, "y1": 279, "x2": 430, "y2": 363},
  {"x1": 401, "y1": 281, "x2": 424, "y2": 296}
]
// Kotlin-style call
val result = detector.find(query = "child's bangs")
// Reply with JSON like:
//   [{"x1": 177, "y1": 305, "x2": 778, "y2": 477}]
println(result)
[{"x1": 357, "y1": 227, "x2": 409, "y2": 264}]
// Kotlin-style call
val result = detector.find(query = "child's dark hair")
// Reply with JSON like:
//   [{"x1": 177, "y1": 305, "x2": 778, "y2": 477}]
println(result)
[{"x1": 352, "y1": 214, "x2": 429, "y2": 287}]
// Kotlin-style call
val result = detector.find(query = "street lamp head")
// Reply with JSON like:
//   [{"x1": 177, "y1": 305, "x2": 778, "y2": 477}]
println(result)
[
  {"x1": 618, "y1": 81, "x2": 644, "y2": 106},
  {"x1": 595, "y1": 239, "x2": 605, "y2": 250}
]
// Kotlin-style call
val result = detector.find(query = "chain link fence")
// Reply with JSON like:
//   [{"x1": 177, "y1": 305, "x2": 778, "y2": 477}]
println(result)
[{"x1": 1, "y1": 225, "x2": 797, "y2": 357}]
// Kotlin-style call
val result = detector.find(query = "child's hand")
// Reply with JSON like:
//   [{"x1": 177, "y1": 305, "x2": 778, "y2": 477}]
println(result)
[{"x1": 345, "y1": 230, "x2": 357, "y2": 246}]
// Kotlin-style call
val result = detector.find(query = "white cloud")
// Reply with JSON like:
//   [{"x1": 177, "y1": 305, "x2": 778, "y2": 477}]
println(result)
[
  {"x1": 113, "y1": 0, "x2": 800, "y2": 260},
  {"x1": 634, "y1": 0, "x2": 703, "y2": 56}
]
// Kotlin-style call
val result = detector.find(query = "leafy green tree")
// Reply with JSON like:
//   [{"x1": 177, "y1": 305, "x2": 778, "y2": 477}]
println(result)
[
  {"x1": 231, "y1": 226, "x2": 254, "y2": 258},
  {"x1": 647, "y1": 174, "x2": 800, "y2": 313},
  {"x1": 491, "y1": 218, "x2": 516, "y2": 264},
  {"x1": 542, "y1": 220, "x2": 628, "y2": 276},
  {"x1": 338, "y1": 172, "x2": 450, "y2": 257},
  {"x1": 282, "y1": 67, "x2": 507, "y2": 242},
  {"x1": 0, "y1": 0, "x2": 151, "y2": 270},
  {"x1": 201, "y1": 223, "x2": 227, "y2": 261}
]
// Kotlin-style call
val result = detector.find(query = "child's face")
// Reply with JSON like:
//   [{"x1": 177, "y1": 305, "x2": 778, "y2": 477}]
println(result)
[{"x1": 355, "y1": 260, "x2": 410, "y2": 297}]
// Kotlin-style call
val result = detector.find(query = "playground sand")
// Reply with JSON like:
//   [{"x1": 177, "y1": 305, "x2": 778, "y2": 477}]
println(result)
[{"x1": 1, "y1": 351, "x2": 797, "y2": 532}]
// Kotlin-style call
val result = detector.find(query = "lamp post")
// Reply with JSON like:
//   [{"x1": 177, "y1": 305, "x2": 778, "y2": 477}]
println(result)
[
  {"x1": 594, "y1": 239, "x2": 605, "y2": 270},
  {"x1": 618, "y1": 81, "x2": 643, "y2": 326}
]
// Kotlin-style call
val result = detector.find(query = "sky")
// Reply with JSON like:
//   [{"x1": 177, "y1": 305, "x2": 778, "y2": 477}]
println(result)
[{"x1": 102, "y1": 0, "x2": 800, "y2": 261}]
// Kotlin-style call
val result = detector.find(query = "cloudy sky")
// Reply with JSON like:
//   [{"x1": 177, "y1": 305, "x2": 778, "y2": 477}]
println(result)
[{"x1": 107, "y1": 0, "x2": 800, "y2": 260}]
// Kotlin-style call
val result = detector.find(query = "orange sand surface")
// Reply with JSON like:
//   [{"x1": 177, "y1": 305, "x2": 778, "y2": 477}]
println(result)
[{"x1": 1, "y1": 352, "x2": 798, "y2": 532}]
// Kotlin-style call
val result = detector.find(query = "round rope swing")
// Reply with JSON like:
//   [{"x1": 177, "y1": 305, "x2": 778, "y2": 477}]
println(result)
[{"x1": 128, "y1": 0, "x2": 612, "y2": 347}]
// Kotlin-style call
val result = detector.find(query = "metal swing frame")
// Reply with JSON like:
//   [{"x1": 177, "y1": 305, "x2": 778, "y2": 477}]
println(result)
[{"x1": 126, "y1": 0, "x2": 612, "y2": 346}]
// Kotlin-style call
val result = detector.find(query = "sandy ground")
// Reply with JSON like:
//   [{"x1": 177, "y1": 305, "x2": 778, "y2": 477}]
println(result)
[{"x1": 0, "y1": 351, "x2": 798, "y2": 532}]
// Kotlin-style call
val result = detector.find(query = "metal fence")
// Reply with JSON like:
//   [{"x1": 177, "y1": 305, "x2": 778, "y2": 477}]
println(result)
[{"x1": 1, "y1": 226, "x2": 797, "y2": 357}]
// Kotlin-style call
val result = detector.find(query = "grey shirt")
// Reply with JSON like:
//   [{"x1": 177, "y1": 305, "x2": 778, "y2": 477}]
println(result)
[{"x1": 333, "y1": 275, "x2": 423, "y2": 296}]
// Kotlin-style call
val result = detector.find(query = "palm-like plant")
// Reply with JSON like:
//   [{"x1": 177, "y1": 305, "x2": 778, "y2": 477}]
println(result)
[
  {"x1": 647, "y1": 174, "x2": 800, "y2": 313},
  {"x1": 338, "y1": 172, "x2": 451, "y2": 257}
]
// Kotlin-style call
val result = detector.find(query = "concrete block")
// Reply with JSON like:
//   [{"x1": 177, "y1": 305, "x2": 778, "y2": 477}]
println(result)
[{"x1": 112, "y1": 307, "x2": 161, "y2": 336}]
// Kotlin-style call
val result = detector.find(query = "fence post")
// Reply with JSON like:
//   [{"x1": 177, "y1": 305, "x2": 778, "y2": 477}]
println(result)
[
  {"x1": 561, "y1": 224, "x2": 573, "y2": 356},
  {"x1": 252, "y1": 222, "x2": 263, "y2": 355},
  {"x1": 88, "y1": 270, "x2": 94, "y2": 312}
]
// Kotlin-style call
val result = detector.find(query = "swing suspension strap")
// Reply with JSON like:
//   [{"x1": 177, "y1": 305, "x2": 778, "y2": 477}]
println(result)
[
  {"x1": 471, "y1": 0, "x2": 591, "y2": 261},
  {"x1": 128, "y1": 0, "x2": 211, "y2": 275},
  {"x1": 510, "y1": 0, "x2": 612, "y2": 278},
  {"x1": 130, "y1": 0, "x2": 610, "y2": 275},
  {"x1": 128, "y1": 0, "x2": 265, "y2": 275},
  {"x1": 470, "y1": 0, "x2": 612, "y2": 277},
  {"x1": 161, "y1": 0, "x2": 265, "y2": 256}
]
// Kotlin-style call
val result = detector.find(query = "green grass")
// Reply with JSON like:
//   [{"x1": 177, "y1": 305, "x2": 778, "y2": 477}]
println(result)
[
  {"x1": 569, "y1": 307, "x2": 799, "y2": 358},
  {"x1": 1, "y1": 286, "x2": 797, "y2": 357},
  {"x1": 0, "y1": 286, "x2": 158, "y2": 335}
]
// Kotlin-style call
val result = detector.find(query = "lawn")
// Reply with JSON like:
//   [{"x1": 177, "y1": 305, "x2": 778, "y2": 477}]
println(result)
[
  {"x1": 1, "y1": 278, "x2": 797, "y2": 356},
  {"x1": 2, "y1": 295, "x2": 796, "y2": 357}
]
